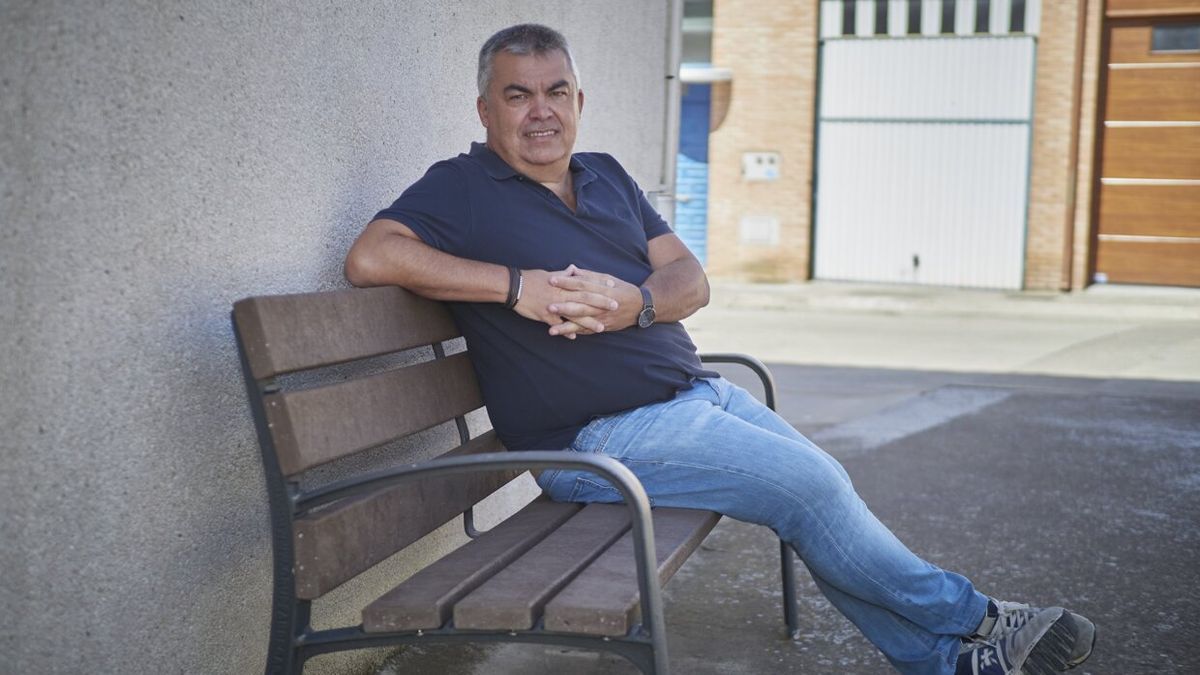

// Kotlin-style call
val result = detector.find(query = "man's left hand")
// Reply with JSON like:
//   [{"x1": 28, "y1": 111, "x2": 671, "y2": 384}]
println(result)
[{"x1": 546, "y1": 265, "x2": 641, "y2": 337}]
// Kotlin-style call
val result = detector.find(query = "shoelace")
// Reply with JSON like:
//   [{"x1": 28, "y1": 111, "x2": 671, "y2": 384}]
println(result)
[
  {"x1": 989, "y1": 601, "x2": 1036, "y2": 641},
  {"x1": 962, "y1": 600, "x2": 1039, "y2": 653}
]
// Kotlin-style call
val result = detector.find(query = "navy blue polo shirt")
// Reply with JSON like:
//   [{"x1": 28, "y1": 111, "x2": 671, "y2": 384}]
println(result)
[{"x1": 375, "y1": 142, "x2": 715, "y2": 451}]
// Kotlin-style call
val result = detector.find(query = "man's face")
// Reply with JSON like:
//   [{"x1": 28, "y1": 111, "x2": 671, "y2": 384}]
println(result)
[{"x1": 477, "y1": 50, "x2": 583, "y2": 177}]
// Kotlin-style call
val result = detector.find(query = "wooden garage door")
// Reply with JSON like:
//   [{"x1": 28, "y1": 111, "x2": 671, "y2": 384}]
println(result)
[{"x1": 1095, "y1": 5, "x2": 1200, "y2": 287}]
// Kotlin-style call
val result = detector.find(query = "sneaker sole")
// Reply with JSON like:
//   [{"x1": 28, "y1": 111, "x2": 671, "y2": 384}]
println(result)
[
  {"x1": 1021, "y1": 611, "x2": 1079, "y2": 675},
  {"x1": 1062, "y1": 611, "x2": 1096, "y2": 670}
]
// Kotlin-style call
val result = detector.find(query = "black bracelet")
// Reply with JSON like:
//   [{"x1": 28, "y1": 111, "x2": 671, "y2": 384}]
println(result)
[{"x1": 504, "y1": 266, "x2": 522, "y2": 309}]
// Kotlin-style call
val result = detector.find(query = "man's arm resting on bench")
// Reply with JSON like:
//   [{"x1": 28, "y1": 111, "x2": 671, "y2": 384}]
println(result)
[{"x1": 345, "y1": 217, "x2": 613, "y2": 333}]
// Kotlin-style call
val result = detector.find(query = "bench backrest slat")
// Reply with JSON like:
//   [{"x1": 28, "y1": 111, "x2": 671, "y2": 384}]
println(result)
[
  {"x1": 233, "y1": 286, "x2": 459, "y2": 380},
  {"x1": 233, "y1": 286, "x2": 525, "y2": 601},
  {"x1": 294, "y1": 430, "x2": 515, "y2": 598},
  {"x1": 266, "y1": 351, "x2": 482, "y2": 475}
]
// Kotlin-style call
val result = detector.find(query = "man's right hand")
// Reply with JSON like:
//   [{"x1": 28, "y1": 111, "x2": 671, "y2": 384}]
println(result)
[
  {"x1": 345, "y1": 221, "x2": 618, "y2": 340},
  {"x1": 514, "y1": 267, "x2": 618, "y2": 339}
]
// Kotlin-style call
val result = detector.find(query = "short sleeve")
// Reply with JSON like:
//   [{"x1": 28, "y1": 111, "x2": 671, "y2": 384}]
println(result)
[
  {"x1": 637, "y1": 186, "x2": 671, "y2": 241},
  {"x1": 372, "y1": 161, "x2": 472, "y2": 255},
  {"x1": 595, "y1": 152, "x2": 671, "y2": 241}
]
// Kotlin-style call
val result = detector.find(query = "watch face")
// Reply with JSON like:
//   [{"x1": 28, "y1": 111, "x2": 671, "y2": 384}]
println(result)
[{"x1": 638, "y1": 306, "x2": 656, "y2": 328}]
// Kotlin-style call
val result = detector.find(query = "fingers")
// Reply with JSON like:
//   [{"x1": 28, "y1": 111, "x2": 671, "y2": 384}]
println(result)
[
  {"x1": 548, "y1": 316, "x2": 603, "y2": 338},
  {"x1": 548, "y1": 295, "x2": 618, "y2": 317},
  {"x1": 548, "y1": 273, "x2": 616, "y2": 294},
  {"x1": 547, "y1": 269, "x2": 618, "y2": 311},
  {"x1": 515, "y1": 267, "x2": 630, "y2": 337},
  {"x1": 556, "y1": 265, "x2": 616, "y2": 288},
  {"x1": 570, "y1": 315, "x2": 605, "y2": 333},
  {"x1": 514, "y1": 269, "x2": 604, "y2": 324}
]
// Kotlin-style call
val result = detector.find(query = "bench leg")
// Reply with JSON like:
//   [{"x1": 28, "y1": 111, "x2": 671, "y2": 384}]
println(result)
[
  {"x1": 780, "y1": 539, "x2": 801, "y2": 640},
  {"x1": 264, "y1": 594, "x2": 309, "y2": 675},
  {"x1": 621, "y1": 640, "x2": 664, "y2": 675}
]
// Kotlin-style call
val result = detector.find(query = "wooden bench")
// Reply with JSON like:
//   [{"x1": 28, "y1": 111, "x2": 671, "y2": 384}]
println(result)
[{"x1": 232, "y1": 286, "x2": 800, "y2": 675}]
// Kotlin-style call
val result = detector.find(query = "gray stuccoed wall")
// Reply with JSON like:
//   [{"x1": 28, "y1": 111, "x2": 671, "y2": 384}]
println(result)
[{"x1": 1, "y1": 3, "x2": 669, "y2": 673}]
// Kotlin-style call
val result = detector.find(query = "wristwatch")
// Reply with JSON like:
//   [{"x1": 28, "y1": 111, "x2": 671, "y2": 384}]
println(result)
[{"x1": 637, "y1": 286, "x2": 656, "y2": 328}]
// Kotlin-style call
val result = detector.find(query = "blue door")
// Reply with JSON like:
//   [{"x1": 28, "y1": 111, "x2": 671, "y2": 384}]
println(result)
[{"x1": 676, "y1": 83, "x2": 711, "y2": 265}]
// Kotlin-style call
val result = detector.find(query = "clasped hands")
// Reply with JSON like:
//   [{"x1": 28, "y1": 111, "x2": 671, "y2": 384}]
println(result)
[{"x1": 513, "y1": 264, "x2": 642, "y2": 339}]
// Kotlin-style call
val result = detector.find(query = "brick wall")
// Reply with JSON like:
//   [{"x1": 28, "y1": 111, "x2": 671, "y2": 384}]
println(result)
[
  {"x1": 708, "y1": 0, "x2": 1092, "y2": 290},
  {"x1": 707, "y1": 0, "x2": 818, "y2": 281},
  {"x1": 1024, "y1": 0, "x2": 1087, "y2": 290}
]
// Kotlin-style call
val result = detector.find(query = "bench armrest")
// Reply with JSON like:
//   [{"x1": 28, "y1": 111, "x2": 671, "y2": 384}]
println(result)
[
  {"x1": 699, "y1": 352, "x2": 777, "y2": 411},
  {"x1": 295, "y1": 451, "x2": 646, "y2": 515},
  {"x1": 294, "y1": 451, "x2": 667, "y2": 644}
]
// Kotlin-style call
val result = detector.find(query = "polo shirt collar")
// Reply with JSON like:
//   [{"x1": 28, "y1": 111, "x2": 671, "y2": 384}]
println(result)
[
  {"x1": 469, "y1": 141, "x2": 597, "y2": 189},
  {"x1": 470, "y1": 142, "x2": 519, "y2": 180}
]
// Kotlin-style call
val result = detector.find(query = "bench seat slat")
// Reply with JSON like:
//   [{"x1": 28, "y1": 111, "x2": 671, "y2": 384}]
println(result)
[
  {"x1": 452, "y1": 504, "x2": 631, "y2": 631},
  {"x1": 294, "y1": 431, "x2": 516, "y2": 599},
  {"x1": 361, "y1": 498, "x2": 583, "y2": 633},
  {"x1": 233, "y1": 287, "x2": 459, "y2": 380},
  {"x1": 544, "y1": 508, "x2": 721, "y2": 636},
  {"x1": 267, "y1": 352, "x2": 482, "y2": 476}
]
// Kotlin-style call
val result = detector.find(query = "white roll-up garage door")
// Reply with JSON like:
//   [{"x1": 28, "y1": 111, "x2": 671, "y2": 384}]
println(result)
[{"x1": 813, "y1": 0, "x2": 1038, "y2": 289}]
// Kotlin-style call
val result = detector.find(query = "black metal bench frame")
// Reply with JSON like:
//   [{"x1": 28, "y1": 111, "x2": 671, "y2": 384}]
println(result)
[{"x1": 234, "y1": 290, "x2": 799, "y2": 675}]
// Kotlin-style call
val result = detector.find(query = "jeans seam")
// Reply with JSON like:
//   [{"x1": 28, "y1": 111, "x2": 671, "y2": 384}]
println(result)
[
  {"x1": 537, "y1": 470, "x2": 555, "y2": 493},
  {"x1": 571, "y1": 468, "x2": 657, "y2": 507},
  {"x1": 566, "y1": 478, "x2": 581, "y2": 502},
  {"x1": 575, "y1": 414, "x2": 623, "y2": 455},
  {"x1": 592, "y1": 415, "x2": 620, "y2": 453},
  {"x1": 705, "y1": 377, "x2": 728, "y2": 405}
]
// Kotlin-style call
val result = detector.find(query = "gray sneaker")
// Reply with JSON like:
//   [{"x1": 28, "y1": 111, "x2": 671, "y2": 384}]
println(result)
[
  {"x1": 957, "y1": 606, "x2": 1072, "y2": 675},
  {"x1": 968, "y1": 599, "x2": 1095, "y2": 670}
]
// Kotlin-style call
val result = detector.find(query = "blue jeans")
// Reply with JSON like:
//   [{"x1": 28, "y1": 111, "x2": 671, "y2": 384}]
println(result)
[{"x1": 535, "y1": 376, "x2": 987, "y2": 675}]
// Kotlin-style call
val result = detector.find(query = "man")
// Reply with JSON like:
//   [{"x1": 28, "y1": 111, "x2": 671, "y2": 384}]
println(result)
[{"x1": 345, "y1": 24, "x2": 1095, "y2": 675}]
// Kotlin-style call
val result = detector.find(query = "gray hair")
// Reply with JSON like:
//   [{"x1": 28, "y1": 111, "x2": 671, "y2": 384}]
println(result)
[{"x1": 477, "y1": 24, "x2": 581, "y2": 97}]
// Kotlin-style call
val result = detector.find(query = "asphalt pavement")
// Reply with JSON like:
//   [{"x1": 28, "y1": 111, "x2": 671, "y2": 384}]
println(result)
[{"x1": 377, "y1": 280, "x2": 1200, "y2": 675}]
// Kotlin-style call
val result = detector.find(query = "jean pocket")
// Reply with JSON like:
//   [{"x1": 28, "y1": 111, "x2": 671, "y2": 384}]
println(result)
[
  {"x1": 566, "y1": 473, "x2": 655, "y2": 507},
  {"x1": 568, "y1": 476, "x2": 616, "y2": 503}
]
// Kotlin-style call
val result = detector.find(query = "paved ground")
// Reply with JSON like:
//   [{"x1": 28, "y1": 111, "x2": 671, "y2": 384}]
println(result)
[{"x1": 378, "y1": 281, "x2": 1200, "y2": 675}]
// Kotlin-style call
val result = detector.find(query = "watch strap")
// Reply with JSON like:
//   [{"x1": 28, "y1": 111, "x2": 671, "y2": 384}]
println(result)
[{"x1": 637, "y1": 286, "x2": 655, "y2": 328}]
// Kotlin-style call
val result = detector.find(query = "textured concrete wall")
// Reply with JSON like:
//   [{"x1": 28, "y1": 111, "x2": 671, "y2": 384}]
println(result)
[
  {"x1": 0, "y1": 3, "x2": 668, "y2": 673},
  {"x1": 707, "y1": 0, "x2": 818, "y2": 282}
]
